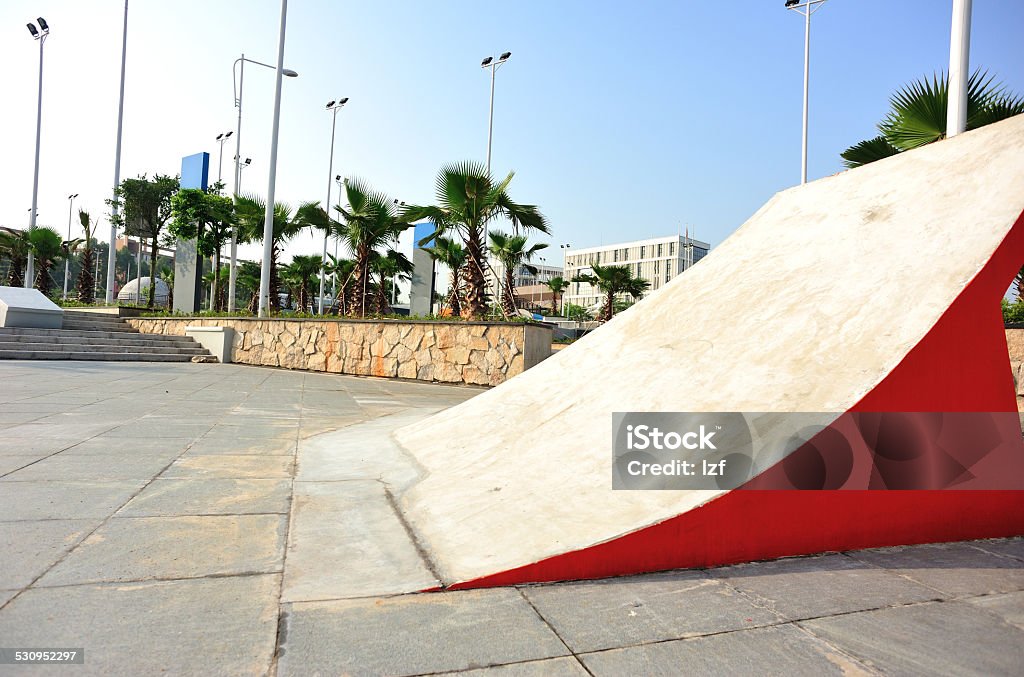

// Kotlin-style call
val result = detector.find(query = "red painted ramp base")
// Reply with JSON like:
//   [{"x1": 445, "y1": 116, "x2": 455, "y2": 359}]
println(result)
[{"x1": 446, "y1": 210, "x2": 1024, "y2": 590}]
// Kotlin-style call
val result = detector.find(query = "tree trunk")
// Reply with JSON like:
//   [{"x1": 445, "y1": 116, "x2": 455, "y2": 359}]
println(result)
[
  {"x1": 602, "y1": 292, "x2": 614, "y2": 322},
  {"x1": 213, "y1": 247, "x2": 222, "y2": 311},
  {"x1": 8, "y1": 258, "x2": 24, "y2": 287},
  {"x1": 77, "y1": 249, "x2": 95, "y2": 303},
  {"x1": 462, "y1": 230, "x2": 487, "y2": 318},
  {"x1": 448, "y1": 269, "x2": 462, "y2": 317},
  {"x1": 269, "y1": 245, "x2": 281, "y2": 312},
  {"x1": 148, "y1": 237, "x2": 159, "y2": 308},
  {"x1": 35, "y1": 261, "x2": 52, "y2": 296},
  {"x1": 348, "y1": 245, "x2": 369, "y2": 317},
  {"x1": 501, "y1": 268, "x2": 516, "y2": 316}
]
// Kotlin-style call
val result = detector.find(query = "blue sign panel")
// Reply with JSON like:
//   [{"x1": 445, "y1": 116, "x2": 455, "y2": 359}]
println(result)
[{"x1": 180, "y1": 152, "x2": 210, "y2": 191}]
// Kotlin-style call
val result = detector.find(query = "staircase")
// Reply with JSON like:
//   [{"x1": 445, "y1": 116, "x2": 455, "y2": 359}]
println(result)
[{"x1": 0, "y1": 310, "x2": 212, "y2": 362}]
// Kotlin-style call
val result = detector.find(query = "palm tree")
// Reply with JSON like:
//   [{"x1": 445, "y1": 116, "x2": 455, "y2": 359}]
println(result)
[
  {"x1": 546, "y1": 276, "x2": 569, "y2": 315},
  {"x1": 235, "y1": 261, "x2": 263, "y2": 313},
  {"x1": 159, "y1": 267, "x2": 174, "y2": 309},
  {"x1": 323, "y1": 254, "x2": 356, "y2": 315},
  {"x1": 842, "y1": 70, "x2": 1024, "y2": 168},
  {"x1": 0, "y1": 228, "x2": 31, "y2": 287},
  {"x1": 282, "y1": 254, "x2": 322, "y2": 312},
  {"x1": 333, "y1": 178, "x2": 413, "y2": 317},
  {"x1": 572, "y1": 263, "x2": 650, "y2": 322},
  {"x1": 27, "y1": 227, "x2": 65, "y2": 296},
  {"x1": 370, "y1": 249, "x2": 414, "y2": 315},
  {"x1": 234, "y1": 195, "x2": 322, "y2": 312},
  {"x1": 488, "y1": 231, "x2": 548, "y2": 315},
  {"x1": 404, "y1": 162, "x2": 548, "y2": 318},
  {"x1": 423, "y1": 236, "x2": 467, "y2": 317},
  {"x1": 76, "y1": 209, "x2": 99, "y2": 303}
]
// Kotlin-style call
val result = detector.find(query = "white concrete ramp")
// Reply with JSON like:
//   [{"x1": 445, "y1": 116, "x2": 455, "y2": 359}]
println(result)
[{"x1": 392, "y1": 115, "x2": 1024, "y2": 588}]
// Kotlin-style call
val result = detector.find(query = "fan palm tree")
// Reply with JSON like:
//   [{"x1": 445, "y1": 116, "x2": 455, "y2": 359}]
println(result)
[
  {"x1": 488, "y1": 231, "x2": 548, "y2": 315},
  {"x1": 27, "y1": 227, "x2": 66, "y2": 296},
  {"x1": 0, "y1": 228, "x2": 31, "y2": 287},
  {"x1": 235, "y1": 261, "x2": 263, "y2": 314},
  {"x1": 369, "y1": 249, "x2": 414, "y2": 315},
  {"x1": 422, "y1": 236, "x2": 467, "y2": 317},
  {"x1": 403, "y1": 162, "x2": 549, "y2": 318},
  {"x1": 842, "y1": 70, "x2": 1024, "y2": 168},
  {"x1": 234, "y1": 195, "x2": 322, "y2": 312},
  {"x1": 282, "y1": 254, "x2": 322, "y2": 312},
  {"x1": 323, "y1": 254, "x2": 356, "y2": 315},
  {"x1": 76, "y1": 209, "x2": 99, "y2": 303},
  {"x1": 546, "y1": 276, "x2": 569, "y2": 315},
  {"x1": 572, "y1": 263, "x2": 650, "y2": 322},
  {"x1": 333, "y1": 178, "x2": 413, "y2": 317}
]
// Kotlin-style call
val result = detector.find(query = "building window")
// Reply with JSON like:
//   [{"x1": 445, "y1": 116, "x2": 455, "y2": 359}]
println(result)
[
  {"x1": 657, "y1": 243, "x2": 663, "y2": 257},
  {"x1": 669, "y1": 242, "x2": 675, "y2": 256}
]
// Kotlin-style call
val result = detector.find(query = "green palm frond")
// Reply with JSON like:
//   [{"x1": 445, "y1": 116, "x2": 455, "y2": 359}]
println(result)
[{"x1": 840, "y1": 136, "x2": 901, "y2": 168}]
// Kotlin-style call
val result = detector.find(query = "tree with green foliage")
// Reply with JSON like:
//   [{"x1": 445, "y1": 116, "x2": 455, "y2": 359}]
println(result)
[
  {"x1": 323, "y1": 254, "x2": 356, "y2": 315},
  {"x1": 572, "y1": 263, "x2": 650, "y2": 322},
  {"x1": 488, "y1": 231, "x2": 548, "y2": 315},
  {"x1": 369, "y1": 249, "x2": 414, "y2": 314},
  {"x1": 76, "y1": 209, "x2": 99, "y2": 303},
  {"x1": 404, "y1": 162, "x2": 548, "y2": 318},
  {"x1": 26, "y1": 227, "x2": 65, "y2": 295},
  {"x1": 333, "y1": 179, "x2": 414, "y2": 317},
  {"x1": 562, "y1": 303, "x2": 592, "y2": 322},
  {"x1": 841, "y1": 70, "x2": 1024, "y2": 168},
  {"x1": 423, "y1": 236, "x2": 467, "y2": 317},
  {"x1": 546, "y1": 276, "x2": 569, "y2": 315},
  {"x1": 235, "y1": 261, "x2": 263, "y2": 314},
  {"x1": 0, "y1": 228, "x2": 31, "y2": 286},
  {"x1": 282, "y1": 254, "x2": 323, "y2": 312},
  {"x1": 108, "y1": 174, "x2": 179, "y2": 307},
  {"x1": 234, "y1": 195, "x2": 322, "y2": 312},
  {"x1": 169, "y1": 188, "x2": 236, "y2": 310}
]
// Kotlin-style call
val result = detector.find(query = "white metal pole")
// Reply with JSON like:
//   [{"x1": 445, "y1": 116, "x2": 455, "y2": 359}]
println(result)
[
  {"x1": 947, "y1": 0, "x2": 972, "y2": 138},
  {"x1": 63, "y1": 195, "x2": 75, "y2": 299},
  {"x1": 27, "y1": 33, "x2": 46, "y2": 288},
  {"x1": 318, "y1": 106, "x2": 339, "y2": 314},
  {"x1": 106, "y1": 0, "x2": 128, "y2": 303},
  {"x1": 486, "y1": 64, "x2": 496, "y2": 174},
  {"x1": 800, "y1": 5, "x2": 810, "y2": 185},
  {"x1": 135, "y1": 236, "x2": 142, "y2": 302},
  {"x1": 228, "y1": 56, "x2": 244, "y2": 312},
  {"x1": 258, "y1": 0, "x2": 289, "y2": 318}
]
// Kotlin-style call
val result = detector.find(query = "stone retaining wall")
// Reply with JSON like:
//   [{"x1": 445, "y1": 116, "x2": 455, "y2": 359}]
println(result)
[{"x1": 127, "y1": 317, "x2": 552, "y2": 386}]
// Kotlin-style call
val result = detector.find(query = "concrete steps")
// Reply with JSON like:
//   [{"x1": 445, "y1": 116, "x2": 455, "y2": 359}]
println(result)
[{"x1": 0, "y1": 312, "x2": 212, "y2": 362}]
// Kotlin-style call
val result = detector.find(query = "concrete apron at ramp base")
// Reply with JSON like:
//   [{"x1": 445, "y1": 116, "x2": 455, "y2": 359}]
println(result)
[{"x1": 283, "y1": 410, "x2": 447, "y2": 602}]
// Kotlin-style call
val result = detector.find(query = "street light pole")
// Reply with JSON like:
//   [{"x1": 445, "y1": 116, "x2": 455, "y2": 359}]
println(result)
[
  {"x1": 106, "y1": 0, "x2": 128, "y2": 303},
  {"x1": 210, "y1": 131, "x2": 233, "y2": 309},
  {"x1": 947, "y1": 0, "x2": 972, "y2": 138},
  {"x1": 319, "y1": 98, "x2": 348, "y2": 314},
  {"x1": 785, "y1": 0, "x2": 828, "y2": 185},
  {"x1": 481, "y1": 52, "x2": 511, "y2": 176},
  {"x1": 26, "y1": 17, "x2": 50, "y2": 288},
  {"x1": 258, "y1": 0, "x2": 290, "y2": 318},
  {"x1": 63, "y1": 193, "x2": 78, "y2": 299}
]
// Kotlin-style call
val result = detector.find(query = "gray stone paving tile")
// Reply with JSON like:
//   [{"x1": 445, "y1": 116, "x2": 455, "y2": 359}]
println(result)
[
  {"x1": 1, "y1": 421, "x2": 118, "y2": 439},
  {"x1": 521, "y1": 570, "x2": 779, "y2": 653},
  {"x1": 710, "y1": 553, "x2": 940, "y2": 620},
  {"x1": 0, "y1": 436, "x2": 83, "y2": 456},
  {"x1": 432, "y1": 657, "x2": 590, "y2": 676},
  {"x1": 0, "y1": 519, "x2": 100, "y2": 589},
  {"x1": 0, "y1": 411, "x2": 50, "y2": 426},
  {"x1": 99, "y1": 422, "x2": 215, "y2": 438},
  {"x1": 966, "y1": 590, "x2": 1024, "y2": 631},
  {"x1": 282, "y1": 481, "x2": 436, "y2": 602},
  {"x1": 202, "y1": 424, "x2": 300, "y2": 440},
  {"x1": 801, "y1": 601, "x2": 1024, "y2": 676},
  {"x1": 278, "y1": 589, "x2": 569, "y2": 676},
  {"x1": 0, "y1": 455, "x2": 48, "y2": 475},
  {"x1": 848, "y1": 541, "x2": 1024, "y2": 596},
  {"x1": 183, "y1": 437, "x2": 297, "y2": 456},
  {"x1": 0, "y1": 480, "x2": 145, "y2": 520},
  {"x1": 0, "y1": 590, "x2": 17, "y2": 607},
  {"x1": 0, "y1": 575, "x2": 280, "y2": 676},
  {"x1": 119, "y1": 478, "x2": 291, "y2": 516},
  {"x1": 580, "y1": 624, "x2": 868, "y2": 677},
  {"x1": 62, "y1": 436, "x2": 196, "y2": 455},
  {"x1": 163, "y1": 454, "x2": 295, "y2": 479},
  {"x1": 971, "y1": 537, "x2": 1024, "y2": 562},
  {"x1": 37, "y1": 514, "x2": 286, "y2": 585},
  {"x1": 0, "y1": 453, "x2": 175, "y2": 482}
]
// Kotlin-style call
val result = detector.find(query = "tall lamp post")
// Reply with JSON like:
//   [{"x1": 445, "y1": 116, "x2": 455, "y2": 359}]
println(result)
[
  {"x1": 318, "y1": 98, "x2": 348, "y2": 314},
  {"x1": 106, "y1": 0, "x2": 128, "y2": 303},
  {"x1": 331, "y1": 174, "x2": 344, "y2": 302},
  {"x1": 785, "y1": 0, "x2": 829, "y2": 185},
  {"x1": 560, "y1": 243, "x2": 571, "y2": 317},
  {"x1": 63, "y1": 193, "x2": 78, "y2": 299},
  {"x1": 947, "y1": 0, "x2": 972, "y2": 138},
  {"x1": 25, "y1": 17, "x2": 50, "y2": 288},
  {"x1": 481, "y1": 51, "x2": 511, "y2": 298},
  {"x1": 229, "y1": 52, "x2": 297, "y2": 312}
]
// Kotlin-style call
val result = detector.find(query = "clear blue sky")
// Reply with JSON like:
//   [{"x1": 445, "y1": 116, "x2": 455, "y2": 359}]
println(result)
[{"x1": 2, "y1": 0, "x2": 1023, "y2": 265}]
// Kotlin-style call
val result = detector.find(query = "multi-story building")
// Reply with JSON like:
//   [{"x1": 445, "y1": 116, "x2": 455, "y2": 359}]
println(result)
[
  {"x1": 563, "y1": 234, "x2": 710, "y2": 311},
  {"x1": 485, "y1": 261, "x2": 564, "y2": 297}
]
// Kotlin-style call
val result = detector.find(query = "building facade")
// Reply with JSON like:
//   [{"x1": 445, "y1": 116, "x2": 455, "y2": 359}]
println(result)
[
  {"x1": 485, "y1": 261, "x2": 564, "y2": 298},
  {"x1": 563, "y1": 234, "x2": 710, "y2": 311}
]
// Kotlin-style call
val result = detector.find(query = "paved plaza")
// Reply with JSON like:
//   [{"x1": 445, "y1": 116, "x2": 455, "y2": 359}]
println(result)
[{"x1": 0, "y1": 361, "x2": 1023, "y2": 675}]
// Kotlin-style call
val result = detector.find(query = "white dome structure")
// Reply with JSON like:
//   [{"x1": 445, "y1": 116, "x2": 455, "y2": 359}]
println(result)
[{"x1": 118, "y1": 277, "x2": 170, "y2": 306}]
